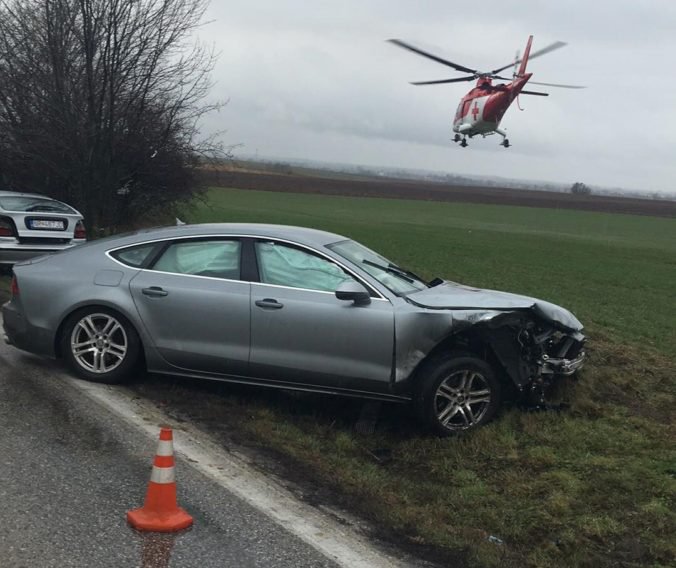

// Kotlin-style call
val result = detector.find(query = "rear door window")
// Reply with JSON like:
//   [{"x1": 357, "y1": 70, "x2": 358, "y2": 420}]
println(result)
[
  {"x1": 151, "y1": 239, "x2": 241, "y2": 280},
  {"x1": 110, "y1": 243, "x2": 159, "y2": 268}
]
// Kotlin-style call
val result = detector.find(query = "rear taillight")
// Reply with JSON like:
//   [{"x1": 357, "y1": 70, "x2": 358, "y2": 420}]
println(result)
[
  {"x1": 74, "y1": 220, "x2": 86, "y2": 239},
  {"x1": 0, "y1": 217, "x2": 15, "y2": 237},
  {"x1": 10, "y1": 275, "x2": 19, "y2": 297}
]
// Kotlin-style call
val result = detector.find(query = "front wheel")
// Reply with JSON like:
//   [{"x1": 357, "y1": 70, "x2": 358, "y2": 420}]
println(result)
[
  {"x1": 415, "y1": 352, "x2": 501, "y2": 436},
  {"x1": 61, "y1": 308, "x2": 141, "y2": 384}
]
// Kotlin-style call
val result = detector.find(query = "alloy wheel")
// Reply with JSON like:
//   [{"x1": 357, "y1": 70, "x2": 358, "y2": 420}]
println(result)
[
  {"x1": 434, "y1": 369, "x2": 492, "y2": 430},
  {"x1": 70, "y1": 313, "x2": 128, "y2": 374}
]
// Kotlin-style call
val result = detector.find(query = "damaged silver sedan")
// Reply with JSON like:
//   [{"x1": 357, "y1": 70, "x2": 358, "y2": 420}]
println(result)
[{"x1": 2, "y1": 223, "x2": 585, "y2": 435}]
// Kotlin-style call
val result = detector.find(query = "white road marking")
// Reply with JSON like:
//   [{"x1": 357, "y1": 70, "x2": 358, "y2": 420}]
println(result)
[{"x1": 68, "y1": 377, "x2": 416, "y2": 568}]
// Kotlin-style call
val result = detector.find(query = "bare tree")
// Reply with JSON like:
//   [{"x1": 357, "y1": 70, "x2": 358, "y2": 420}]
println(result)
[
  {"x1": 570, "y1": 182, "x2": 591, "y2": 195},
  {"x1": 0, "y1": 0, "x2": 223, "y2": 231}
]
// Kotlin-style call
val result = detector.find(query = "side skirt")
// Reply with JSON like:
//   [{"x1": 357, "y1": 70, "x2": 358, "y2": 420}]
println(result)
[{"x1": 150, "y1": 369, "x2": 413, "y2": 404}]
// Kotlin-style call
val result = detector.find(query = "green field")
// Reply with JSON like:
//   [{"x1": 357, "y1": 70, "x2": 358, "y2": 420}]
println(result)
[
  {"x1": 187, "y1": 188, "x2": 676, "y2": 357},
  {"x1": 158, "y1": 187, "x2": 676, "y2": 568}
]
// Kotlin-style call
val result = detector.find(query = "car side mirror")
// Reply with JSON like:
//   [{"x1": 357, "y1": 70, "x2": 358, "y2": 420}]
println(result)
[{"x1": 335, "y1": 281, "x2": 371, "y2": 306}]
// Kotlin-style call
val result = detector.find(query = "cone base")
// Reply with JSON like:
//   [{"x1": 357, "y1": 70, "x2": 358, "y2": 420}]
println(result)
[{"x1": 127, "y1": 506, "x2": 193, "y2": 532}]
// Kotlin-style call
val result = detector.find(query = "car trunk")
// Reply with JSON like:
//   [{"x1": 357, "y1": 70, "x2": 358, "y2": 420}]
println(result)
[{"x1": 14, "y1": 211, "x2": 82, "y2": 245}]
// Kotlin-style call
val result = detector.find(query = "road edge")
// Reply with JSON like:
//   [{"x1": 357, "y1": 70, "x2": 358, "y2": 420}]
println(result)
[{"x1": 67, "y1": 375, "x2": 418, "y2": 568}]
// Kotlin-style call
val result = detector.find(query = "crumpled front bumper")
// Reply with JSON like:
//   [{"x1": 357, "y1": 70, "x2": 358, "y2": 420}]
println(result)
[
  {"x1": 542, "y1": 350, "x2": 586, "y2": 376},
  {"x1": 540, "y1": 331, "x2": 586, "y2": 376}
]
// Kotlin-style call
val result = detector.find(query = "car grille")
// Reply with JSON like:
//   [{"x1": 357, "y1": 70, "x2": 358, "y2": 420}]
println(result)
[{"x1": 17, "y1": 237, "x2": 71, "y2": 245}]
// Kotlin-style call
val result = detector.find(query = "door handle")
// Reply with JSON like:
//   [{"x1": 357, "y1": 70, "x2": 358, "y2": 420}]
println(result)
[
  {"x1": 255, "y1": 298, "x2": 283, "y2": 310},
  {"x1": 142, "y1": 286, "x2": 168, "y2": 298}
]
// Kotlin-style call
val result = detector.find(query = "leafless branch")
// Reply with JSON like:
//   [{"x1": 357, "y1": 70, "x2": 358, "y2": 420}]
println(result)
[{"x1": 0, "y1": 0, "x2": 225, "y2": 230}]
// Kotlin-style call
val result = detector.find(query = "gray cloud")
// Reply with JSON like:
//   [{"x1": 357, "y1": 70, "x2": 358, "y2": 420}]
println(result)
[{"x1": 197, "y1": 1, "x2": 676, "y2": 192}]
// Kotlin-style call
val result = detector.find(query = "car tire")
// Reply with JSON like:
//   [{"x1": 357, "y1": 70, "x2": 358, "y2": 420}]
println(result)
[
  {"x1": 415, "y1": 351, "x2": 501, "y2": 436},
  {"x1": 61, "y1": 307, "x2": 141, "y2": 384}
]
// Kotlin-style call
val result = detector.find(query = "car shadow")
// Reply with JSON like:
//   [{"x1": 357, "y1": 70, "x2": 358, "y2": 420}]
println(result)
[{"x1": 132, "y1": 371, "x2": 422, "y2": 441}]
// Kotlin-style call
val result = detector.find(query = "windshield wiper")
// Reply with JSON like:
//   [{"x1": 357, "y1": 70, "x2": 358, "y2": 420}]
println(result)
[
  {"x1": 361, "y1": 259, "x2": 416, "y2": 283},
  {"x1": 389, "y1": 262, "x2": 429, "y2": 284}
]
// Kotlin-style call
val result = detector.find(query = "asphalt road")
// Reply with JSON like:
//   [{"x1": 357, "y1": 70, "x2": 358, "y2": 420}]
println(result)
[{"x1": 0, "y1": 338, "x2": 348, "y2": 568}]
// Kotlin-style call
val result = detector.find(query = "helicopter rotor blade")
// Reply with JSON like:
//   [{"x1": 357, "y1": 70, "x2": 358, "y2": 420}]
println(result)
[
  {"x1": 520, "y1": 89, "x2": 549, "y2": 96},
  {"x1": 491, "y1": 40, "x2": 568, "y2": 74},
  {"x1": 410, "y1": 76, "x2": 476, "y2": 85},
  {"x1": 512, "y1": 50, "x2": 520, "y2": 78},
  {"x1": 387, "y1": 39, "x2": 477, "y2": 75},
  {"x1": 526, "y1": 40, "x2": 568, "y2": 61},
  {"x1": 529, "y1": 80, "x2": 586, "y2": 89}
]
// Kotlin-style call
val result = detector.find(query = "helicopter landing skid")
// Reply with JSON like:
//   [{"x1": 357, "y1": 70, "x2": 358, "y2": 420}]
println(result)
[
  {"x1": 453, "y1": 133, "x2": 468, "y2": 147},
  {"x1": 496, "y1": 128, "x2": 510, "y2": 148}
]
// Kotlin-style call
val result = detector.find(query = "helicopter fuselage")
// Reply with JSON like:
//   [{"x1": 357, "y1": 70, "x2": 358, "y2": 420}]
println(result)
[
  {"x1": 452, "y1": 74, "x2": 531, "y2": 138},
  {"x1": 389, "y1": 34, "x2": 582, "y2": 147}
]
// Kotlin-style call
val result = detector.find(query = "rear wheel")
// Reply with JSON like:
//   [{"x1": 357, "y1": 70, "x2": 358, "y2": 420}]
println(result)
[
  {"x1": 415, "y1": 352, "x2": 501, "y2": 436},
  {"x1": 61, "y1": 308, "x2": 141, "y2": 384}
]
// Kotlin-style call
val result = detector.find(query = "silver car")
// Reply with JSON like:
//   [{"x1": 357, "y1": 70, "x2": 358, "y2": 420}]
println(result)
[
  {"x1": 0, "y1": 190, "x2": 86, "y2": 267},
  {"x1": 2, "y1": 223, "x2": 585, "y2": 434}
]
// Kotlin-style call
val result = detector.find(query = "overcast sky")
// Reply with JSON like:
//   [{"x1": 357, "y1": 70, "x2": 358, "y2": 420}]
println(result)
[{"x1": 196, "y1": 1, "x2": 676, "y2": 193}]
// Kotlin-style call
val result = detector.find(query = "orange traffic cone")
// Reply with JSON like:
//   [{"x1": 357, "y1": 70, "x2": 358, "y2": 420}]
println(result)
[{"x1": 127, "y1": 427, "x2": 193, "y2": 532}]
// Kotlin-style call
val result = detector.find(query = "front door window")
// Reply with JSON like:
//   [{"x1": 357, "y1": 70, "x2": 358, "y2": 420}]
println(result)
[{"x1": 255, "y1": 241, "x2": 355, "y2": 292}]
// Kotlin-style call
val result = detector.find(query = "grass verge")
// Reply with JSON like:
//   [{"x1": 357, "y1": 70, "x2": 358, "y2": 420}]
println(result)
[
  {"x1": 145, "y1": 189, "x2": 676, "y2": 567},
  {"x1": 138, "y1": 187, "x2": 673, "y2": 566},
  {"x1": 133, "y1": 336, "x2": 675, "y2": 567}
]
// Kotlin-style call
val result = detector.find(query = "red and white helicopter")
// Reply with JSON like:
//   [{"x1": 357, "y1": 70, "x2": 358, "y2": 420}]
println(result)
[{"x1": 389, "y1": 36, "x2": 584, "y2": 148}]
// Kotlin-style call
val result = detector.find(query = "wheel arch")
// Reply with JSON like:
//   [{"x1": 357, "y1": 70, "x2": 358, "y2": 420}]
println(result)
[
  {"x1": 53, "y1": 301, "x2": 145, "y2": 362},
  {"x1": 407, "y1": 328, "x2": 511, "y2": 390}
]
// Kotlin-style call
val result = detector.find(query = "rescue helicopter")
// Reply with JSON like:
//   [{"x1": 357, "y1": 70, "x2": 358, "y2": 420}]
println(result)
[{"x1": 388, "y1": 36, "x2": 584, "y2": 148}]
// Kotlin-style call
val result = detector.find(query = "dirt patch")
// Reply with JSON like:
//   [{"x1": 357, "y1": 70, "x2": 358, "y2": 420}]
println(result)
[{"x1": 200, "y1": 170, "x2": 676, "y2": 218}]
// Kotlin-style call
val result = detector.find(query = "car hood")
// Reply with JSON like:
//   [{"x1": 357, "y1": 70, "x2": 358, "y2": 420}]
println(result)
[{"x1": 406, "y1": 281, "x2": 583, "y2": 332}]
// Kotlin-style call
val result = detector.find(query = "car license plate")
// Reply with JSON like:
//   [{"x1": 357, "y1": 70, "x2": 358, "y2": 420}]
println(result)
[{"x1": 30, "y1": 219, "x2": 65, "y2": 230}]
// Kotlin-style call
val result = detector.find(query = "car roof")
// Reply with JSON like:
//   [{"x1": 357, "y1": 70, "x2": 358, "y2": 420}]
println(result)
[{"x1": 100, "y1": 223, "x2": 351, "y2": 250}]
